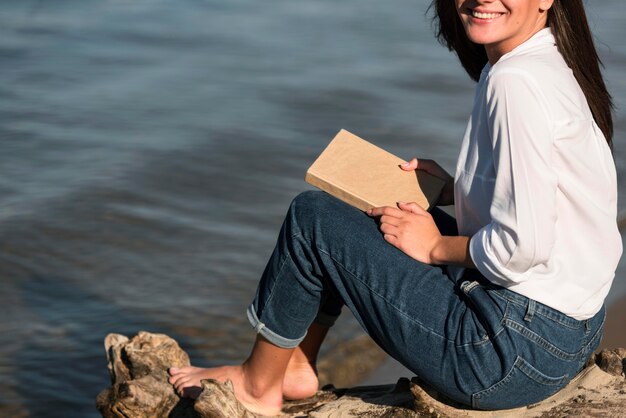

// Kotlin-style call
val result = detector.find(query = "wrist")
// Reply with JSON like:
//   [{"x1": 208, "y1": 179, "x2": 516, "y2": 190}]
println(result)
[
  {"x1": 429, "y1": 236, "x2": 447, "y2": 265},
  {"x1": 429, "y1": 236, "x2": 474, "y2": 268}
]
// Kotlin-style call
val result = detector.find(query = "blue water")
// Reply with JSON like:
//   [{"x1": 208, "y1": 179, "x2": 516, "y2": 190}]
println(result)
[{"x1": 0, "y1": 1, "x2": 625, "y2": 416}]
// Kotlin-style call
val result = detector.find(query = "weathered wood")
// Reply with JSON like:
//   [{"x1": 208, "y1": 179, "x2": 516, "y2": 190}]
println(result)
[{"x1": 96, "y1": 331, "x2": 194, "y2": 418}]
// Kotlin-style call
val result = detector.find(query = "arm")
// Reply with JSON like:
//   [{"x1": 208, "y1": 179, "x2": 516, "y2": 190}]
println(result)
[
  {"x1": 432, "y1": 235, "x2": 475, "y2": 268},
  {"x1": 470, "y1": 69, "x2": 557, "y2": 284}
]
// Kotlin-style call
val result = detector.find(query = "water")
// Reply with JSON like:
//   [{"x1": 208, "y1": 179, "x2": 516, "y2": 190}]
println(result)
[{"x1": 0, "y1": 1, "x2": 625, "y2": 416}]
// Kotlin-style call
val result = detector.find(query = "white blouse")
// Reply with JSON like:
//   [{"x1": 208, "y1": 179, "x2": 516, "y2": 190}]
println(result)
[{"x1": 451, "y1": 28, "x2": 622, "y2": 320}]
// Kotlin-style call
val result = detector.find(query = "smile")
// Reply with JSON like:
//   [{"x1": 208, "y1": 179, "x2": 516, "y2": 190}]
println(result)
[{"x1": 471, "y1": 10, "x2": 504, "y2": 20}]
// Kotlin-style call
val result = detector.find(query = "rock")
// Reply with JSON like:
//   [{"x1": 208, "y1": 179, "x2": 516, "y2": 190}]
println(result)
[
  {"x1": 96, "y1": 331, "x2": 194, "y2": 418},
  {"x1": 595, "y1": 348, "x2": 626, "y2": 377},
  {"x1": 406, "y1": 364, "x2": 626, "y2": 418},
  {"x1": 194, "y1": 379, "x2": 256, "y2": 418},
  {"x1": 96, "y1": 332, "x2": 626, "y2": 418}
]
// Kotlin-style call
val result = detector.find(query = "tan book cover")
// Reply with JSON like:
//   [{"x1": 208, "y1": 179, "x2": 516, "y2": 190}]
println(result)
[{"x1": 305, "y1": 129, "x2": 446, "y2": 212}]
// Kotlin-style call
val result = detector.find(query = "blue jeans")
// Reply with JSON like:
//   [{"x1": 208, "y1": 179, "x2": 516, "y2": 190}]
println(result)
[{"x1": 247, "y1": 191, "x2": 605, "y2": 410}]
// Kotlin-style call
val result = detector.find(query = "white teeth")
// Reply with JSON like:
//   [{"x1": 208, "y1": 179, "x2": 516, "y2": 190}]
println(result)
[{"x1": 472, "y1": 11, "x2": 502, "y2": 19}]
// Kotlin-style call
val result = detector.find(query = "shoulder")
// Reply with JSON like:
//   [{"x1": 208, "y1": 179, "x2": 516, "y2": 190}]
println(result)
[
  {"x1": 485, "y1": 44, "x2": 590, "y2": 122},
  {"x1": 483, "y1": 57, "x2": 552, "y2": 117},
  {"x1": 487, "y1": 45, "x2": 566, "y2": 91}
]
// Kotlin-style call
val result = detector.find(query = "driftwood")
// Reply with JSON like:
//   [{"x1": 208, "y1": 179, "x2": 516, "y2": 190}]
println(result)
[{"x1": 96, "y1": 332, "x2": 626, "y2": 418}]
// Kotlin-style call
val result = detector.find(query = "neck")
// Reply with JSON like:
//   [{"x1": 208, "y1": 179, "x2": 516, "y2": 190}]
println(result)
[{"x1": 485, "y1": 23, "x2": 549, "y2": 65}]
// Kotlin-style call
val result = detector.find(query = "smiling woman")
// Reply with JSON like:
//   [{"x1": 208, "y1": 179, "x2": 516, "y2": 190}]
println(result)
[
  {"x1": 166, "y1": 0, "x2": 621, "y2": 415},
  {"x1": 435, "y1": 0, "x2": 614, "y2": 146},
  {"x1": 456, "y1": 0, "x2": 553, "y2": 63}
]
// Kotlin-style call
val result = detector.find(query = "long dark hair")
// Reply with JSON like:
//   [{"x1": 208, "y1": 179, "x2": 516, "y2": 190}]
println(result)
[{"x1": 430, "y1": 0, "x2": 614, "y2": 149}]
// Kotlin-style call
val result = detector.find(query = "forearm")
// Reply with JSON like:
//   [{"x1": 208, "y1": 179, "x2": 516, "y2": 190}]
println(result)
[{"x1": 430, "y1": 235, "x2": 475, "y2": 268}]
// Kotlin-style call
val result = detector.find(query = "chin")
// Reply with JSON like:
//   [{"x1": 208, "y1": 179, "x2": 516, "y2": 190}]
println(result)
[{"x1": 463, "y1": 28, "x2": 498, "y2": 47}]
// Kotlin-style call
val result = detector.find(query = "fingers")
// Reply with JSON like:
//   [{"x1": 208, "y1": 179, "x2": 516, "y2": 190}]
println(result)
[
  {"x1": 416, "y1": 159, "x2": 454, "y2": 182},
  {"x1": 401, "y1": 158, "x2": 439, "y2": 173},
  {"x1": 367, "y1": 206, "x2": 403, "y2": 217},
  {"x1": 380, "y1": 215, "x2": 401, "y2": 226},
  {"x1": 383, "y1": 233, "x2": 399, "y2": 246},
  {"x1": 415, "y1": 158, "x2": 436, "y2": 171},
  {"x1": 367, "y1": 203, "x2": 426, "y2": 218},
  {"x1": 397, "y1": 201, "x2": 426, "y2": 215},
  {"x1": 379, "y1": 222, "x2": 398, "y2": 236},
  {"x1": 400, "y1": 158, "x2": 418, "y2": 171},
  {"x1": 415, "y1": 158, "x2": 446, "y2": 174}
]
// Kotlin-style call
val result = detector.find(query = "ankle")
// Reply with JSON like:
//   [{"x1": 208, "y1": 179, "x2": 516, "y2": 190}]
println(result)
[
  {"x1": 289, "y1": 349, "x2": 311, "y2": 363},
  {"x1": 240, "y1": 362, "x2": 282, "y2": 399}
]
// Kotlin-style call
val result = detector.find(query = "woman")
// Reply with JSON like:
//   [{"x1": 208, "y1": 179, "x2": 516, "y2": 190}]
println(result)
[{"x1": 168, "y1": 0, "x2": 622, "y2": 414}]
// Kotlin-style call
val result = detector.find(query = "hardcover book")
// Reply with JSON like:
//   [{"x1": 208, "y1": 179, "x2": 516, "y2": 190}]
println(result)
[{"x1": 305, "y1": 129, "x2": 446, "y2": 211}]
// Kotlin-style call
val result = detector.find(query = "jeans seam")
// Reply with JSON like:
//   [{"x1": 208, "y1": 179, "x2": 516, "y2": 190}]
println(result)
[
  {"x1": 246, "y1": 305, "x2": 306, "y2": 348},
  {"x1": 459, "y1": 285, "x2": 505, "y2": 346},
  {"x1": 581, "y1": 310, "x2": 605, "y2": 357},
  {"x1": 493, "y1": 290, "x2": 582, "y2": 329},
  {"x1": 503, "y1": 318, "x2": 578, "y2": 361},
  {"x1": 316, "y1": 245, "x2": 460, "y2": 345},
  {"x1": 261, "y1": 252, "x2": 292, "y2": 318},
  {"x1": 472, "y1": 356, "x2": 520, "y2": 407}
]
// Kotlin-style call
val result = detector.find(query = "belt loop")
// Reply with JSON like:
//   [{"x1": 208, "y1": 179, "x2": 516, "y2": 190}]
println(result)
[
  {"x1": 460, "y1": 280, "x2": 480, "y2": 294},
  {"x1": 524, "y1": 299, "x2": 536, "y2": 322},
  {"x1": 584, "y1": 319, "x2": 591, "y2": 333}
]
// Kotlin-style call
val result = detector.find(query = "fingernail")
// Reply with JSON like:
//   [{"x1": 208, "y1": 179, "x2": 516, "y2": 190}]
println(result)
[
  {"x1": 397, "y1": 201, "x2": 406, "y2": 205},
  {"x1": 401, "y1": 162, "x2": 409, "y2": 167}
]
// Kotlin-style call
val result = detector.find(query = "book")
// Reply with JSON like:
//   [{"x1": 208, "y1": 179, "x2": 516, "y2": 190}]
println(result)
[{"x1": 305, "y1": 129, "x2": 446, "y2": 212}]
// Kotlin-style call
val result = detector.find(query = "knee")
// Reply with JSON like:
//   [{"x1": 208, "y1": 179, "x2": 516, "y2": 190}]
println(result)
[
  {"x1": 290, "y1": 191, "x2": 328, "y2": 218},
  {"x1": 288, "y1": 191, "x2": 340, "y2": 229},
  {"x1": 292, "y1": 190, "x2": 327, "y2": 207},
  {"x1": 291, "y1": 190, "x2": 339, "y2": 214}
]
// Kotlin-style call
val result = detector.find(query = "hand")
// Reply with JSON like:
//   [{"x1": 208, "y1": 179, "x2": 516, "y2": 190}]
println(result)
[
  {"x1": 367, "y1": 202, "x2": 443, "y2": 264},
  {"x1": 401, "y1": 158, "x2": 454, "y2": 206}
]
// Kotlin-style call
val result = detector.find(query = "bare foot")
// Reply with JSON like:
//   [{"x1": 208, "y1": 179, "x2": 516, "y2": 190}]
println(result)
[
  {"x1": 168, "y1": 365, "x2": 283, "y2": 416},
  {"x1": 282, "y1": 360, "x2": 319, "y2": 400}
]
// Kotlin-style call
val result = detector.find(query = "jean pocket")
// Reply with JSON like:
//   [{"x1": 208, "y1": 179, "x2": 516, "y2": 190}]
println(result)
[
  {"x1": 501, "y1": 300, "x2": 584, "y2": 361},
  {"x1": 471, "y1": 356, "x2": 569, "y2": 410}
]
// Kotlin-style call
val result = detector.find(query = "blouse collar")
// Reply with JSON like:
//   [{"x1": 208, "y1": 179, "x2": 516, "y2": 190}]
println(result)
[{"x1": 482, "y1": 27, "x2": 555, "y2": 74}]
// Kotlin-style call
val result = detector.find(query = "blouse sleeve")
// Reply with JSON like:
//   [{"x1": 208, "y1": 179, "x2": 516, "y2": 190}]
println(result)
[{"x1": 469, "y1": 69, "x2": 558, "y2": 284}]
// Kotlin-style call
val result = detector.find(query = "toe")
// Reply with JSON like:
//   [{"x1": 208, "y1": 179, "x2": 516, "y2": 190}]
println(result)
[{"x1": 174, "y1": 377, "x2": 191, "y2": 392}]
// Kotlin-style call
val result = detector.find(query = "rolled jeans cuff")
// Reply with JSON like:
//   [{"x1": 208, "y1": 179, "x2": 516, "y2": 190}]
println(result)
[
  {"x1": 246, "y1": 304, "x2": 306, "y2": 349},
  {"x1": 313, "y1": 311, "x2": 340, "y2": 327}
]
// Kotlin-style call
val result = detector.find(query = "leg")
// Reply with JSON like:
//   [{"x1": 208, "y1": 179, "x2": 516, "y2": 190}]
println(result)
[
  {"x1": 170, "y1": 321, "x2": 332, "y2": 406},
  {"x1": 169, "y1": 334, "x2": 292, "y2": 416},
  {"x1": 283, "y1": 285, "x2": 342, "y2": 399},
  {"x1": 189, "y1": 191, "x2": 598, "y2": 411},
  {"x1": 283, "y1": 322, "x2": 330, "y2": 400},
  {"x1": 171, "y1": 192, "x2": 483, "y2": 411},
  {"x1": 246, "y1": 192, "x2": 492, "y2": 404}
]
